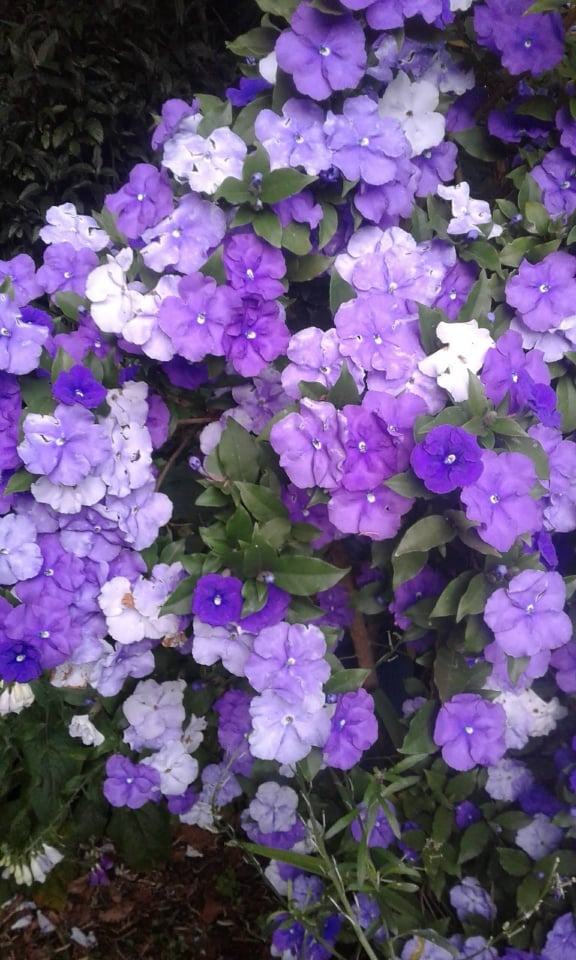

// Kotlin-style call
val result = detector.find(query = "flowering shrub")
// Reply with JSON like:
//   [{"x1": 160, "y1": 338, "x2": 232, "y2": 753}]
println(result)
[{"x1": 2, "y1": 0, "x2": 576, "y2": 957}]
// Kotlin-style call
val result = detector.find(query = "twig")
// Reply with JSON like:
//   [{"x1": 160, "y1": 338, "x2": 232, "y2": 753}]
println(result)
[{"x1": 155, "y1": 433, "x2": 194, "y2": 492}]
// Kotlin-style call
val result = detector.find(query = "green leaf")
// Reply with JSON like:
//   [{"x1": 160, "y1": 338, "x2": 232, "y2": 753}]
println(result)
[
  {"x1": 556, "y1": 375, "x2": 576, "y2": 433},
  {"x1": 459, "y1": 822, "x2": 490, "y2": 864},
  {"x1": 226, "y1": 505, "x2": 253, "y2": 543},
  {"x1": 460, "y1": 241, "x2": 501, "y2": 274},
  {"x1": 226, "y1": 27, "x2": 278, "y2": 59},
  {"x1": 458, "y1": 269, "x2": 493, "y2": 323},
  {"x1": 243, "y1": 843, "x2": 326, "y2": 876},
  {"x1": 456, "y1": 574, "x2": 491, "y2": 622},
  {"x1": 384, "y1": 471, "x2": 429, "y2": 499},
  {"x1": 524, "y1": 200, "x2": 550, "y2": 235},
  {"x1": 526, "y1": 0, "x2": 565, "y2": 10},
  {"x1": 218, "y1": 419, "x2": 260, "y2": 482},
  {"x1": 430, "y1": 572, "x2": 474, "y2": 618},
  {"x1": 286, "y1": 253, "x2": 333, "y2": 282},
  {"x1": 467, "y1": 372, "x2": 489, "y2": 416},
  {"x1": 393, "y1": 551, "x2": 427, "y2": 588},
  {"x1": 281, "y1": 221, "x2": 312, "y2": 255},
  {"x1": 214, "y1": 177, "x2": 252, "y2": 204},
  {"x1": 330, "y1": 271, "x2": 356, "y2": 313},
  {"x1": 195, "y1": 487, "x2": 230, "y2": 508},
  {"x1": 160, "y1": 576, "x2": 195, "y2": 616},
  {"x1": 51, "y1": 346, "x2": 75, "y2": 380},
  {"x1": 318, "y1": 203, "x2": 339, "y2": 249},
  {"x1": 235, "y1": 482, "x2": 289, "y2": 521},
  {"x1": 326, "y1": 362, "x2": 361, "y2": 407},
  {"x1": 253, "y1": 211, "x2": 283, "y2": 248},
  {"x1": 260, "y1": 169, "x2": 317, "y2": 204},
  {"x1": 325, "y1": 668, "x2": 372, "y2": 694},
  {"x1": 256, "y1": 517, "x2": 291, "y2": 550},
  {"x1": 497, "y1": 847, "x2": 531, "y2": 877},
  {"x1": 3, "y1": 469, "x2": 35, "y2": 494},
  {"x1": 54, "y1": 291, "x2": 85, "y2": 321},
  {"x1": 451, "y1": 127, "x2": 498, "y2": 162},
  {"x1": 254, "y1": 0, "x2": 300, "y2": 18},
  {"x1": 517, "y1": 873, "x2": 545, "y2": 917},
  {"x1": 435, "y1": 647, "x2": 491, "y2": 701},
  {"x1": 502, "y1": 433, "x2": 549, "y2": 481},
  {"x1": 394, "y1": 515, "x2": 456, "y2": 557},
  {"x1": 108, "y1": 803, "x2": 171, "y2": 871},
  {"x1": 499, "y1": 236, "x2": 539, "y2": 268},
  {"x1": 432, "y1": 805, "x2": 453, "y2": 844},
  {"x1": 267, "y1": 556, "x2": 347, "y2": 595},
  {"x1": 399, "y1": 700, "x2": 437, "y2": 757}
]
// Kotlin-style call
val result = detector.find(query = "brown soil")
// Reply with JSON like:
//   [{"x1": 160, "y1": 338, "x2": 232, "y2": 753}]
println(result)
[{"x1": 0, "y1": 827, "x2": 277, "y2": 960}]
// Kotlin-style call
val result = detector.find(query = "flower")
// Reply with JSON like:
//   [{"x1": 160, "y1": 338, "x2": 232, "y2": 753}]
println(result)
[
  {"x1": 460, "y1": 450, "x2": 542, "y2": 553},
  {"x1": 410, "y1": 425, "x2": 483, "y2": 494},
  {"x1": 351, "y1": 801, "x2": 396, "y2": 848},
  {"x1": 68, "y1": 715, "x2": 105, "y2": 747},
  {"x1": 248, "y1": 782, "x2": 299, "y2": 834},
  {"x1": 379, "y1": 73, "x2": 445, "y2": 157},
  {"x1": 52, "y1": 365, "x2": 107, "y2": 409},
  {"x1": 105, "y1": 164, "x2": 173, "y2": 238},
  {"x1": 191, "y1": 574, "x2": 243, "y2": 627},
  {"x1": 323, "y1": 689, "x2": 378, "y2": 769},
  {"x1": 418, "y1": 320, "x2": 494, "y2": 402},
  {"x1": 275, "y1": 4, "x2": 366, "y2": 101},
  {"x1": 244, "y1": 621, "x2": 329, "y2": 706},
  {"x1": 450, "y1": 877, "x2": 496, "y2": 922},
  {"x1": 434, "y1": 694, "x2": 507, "y2": 771},
  {"x1": 484, "y1": 570, "x2": 571, "y2": 658},
  {"x1": 103, "y1": 755, "x2": 162, "y2": 808}
]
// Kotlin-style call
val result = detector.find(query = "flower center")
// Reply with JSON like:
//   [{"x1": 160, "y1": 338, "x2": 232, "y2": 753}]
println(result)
[
  {"x1": 449, "y1": 289, "x2": 457, "y2": 300},
  {"x1": 464, "y1": 725, "x2": 474, "y2": 734},
  {"x1": 524, "y1": 38, "x2": 532, "y2": 48},
  {"x1": 366, "y1": 493, "x2": 376, "y2": 503},
  {"x1": 490, "y1": 493, "x2": 500, "y2": 504},
  {"x1": 318, "y1": 45, "x2": 331, "y2": 57},
  {"x1": 245, "y1": 330, "x2": 257, "y2": 340},
  {"x1": 359, "y1": 137, "x2": 369, "y2": 147},
  {"x1": 126, "y1": 777, "x2": 134, "y2": 784},
  {"x1": 15, "y1": 654, "x2": 26, "y2": 662},
  {"x1": 63, "y1": 271, "x2": 72, "y2": 279},
  {"x1": 196, "y1": 312, "x2": 206, "y2": 325},
  {"x1": 295, "y1": 134, "x2": 304, "y2": 143},
  {"x1": 444, "y1": 453, "x2": 456, "y2": 465},
  {"x1": 526, "y1": 603, "x2": 535, "y2": 614},
  {"x1": 358, "y1": 441, "x2": 367, "y2": 453},
  {"x1": 539, "y1": 283, "x2": 550, "y2": 293},
  {"x1": 286, "y1": 657, "x2": 296, "y2": 666},
  {"x1": 213, "y1": 594, "x2": 223, "y2": 607},
  {"x1": 312, "y1": 438, "x2": 322, "y2": 450},
  {"x1": 246, "y1": 268, "x2": 255, "y2": 280},
  {"x1": 0, "y1": 328, "x2": 10, "y2": 337}
]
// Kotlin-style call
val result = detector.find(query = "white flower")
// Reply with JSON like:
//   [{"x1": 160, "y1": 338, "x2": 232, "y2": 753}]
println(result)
[
  {"x1": 495, "y1": 689, "x2": 567, "y2": 750},
  {"x1": 259, "y1": 51, "x2": 277, "y2": 84},
  {"x1": 379, "y1": 72, "x2": 445, "y2": 156},
  {"x1": 418, "y1": 319, "x2": 494, "y2": 401},
  {"x1": 450, "y1": 0, "x2": 476, "y2": 9},
  {"x1": 31, "y1": 475, "x2": 107, "y2": 514},
  {"x1": 248, "y1": 782, "x2": 299, "y2": 834},
  {"x1": 0, "y1": 681, "x2": 35, "y2": 715},
  {"x1": 68, "y1": 715, "x2": 105, "y2": 747},
  {"x1": 1, "y1": 844, "x2": 64, "y2": 885},
  {"x1": 142, "y1": 741, "x2": 198, "y2": 796},
  {"x1": 85, "y1": 248, "x2": 134, "y2": 335},
  {"x1": 438, "y1": 183, "x2": 502, "y2": 238},
  {"x1": 162, "y1": 127, "x2": 247, "y2": 194},
  {"x1": 40, "y1": 203, "x2": 109, "y2": 252},
  {"x1": 182, "y1": 715, "x2": 208, "y2": 753}
]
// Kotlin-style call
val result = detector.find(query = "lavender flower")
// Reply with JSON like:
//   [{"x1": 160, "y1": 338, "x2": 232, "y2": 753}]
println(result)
[
  {"x1": 324, "y1": 96, "x2": 410, "y2": 185},
  {"x1": 484, "y1": 570, "x2": 571, "y2": 658},
  {"x1": 270, "y1": 398, "x2": 346, "y2": 490},
  {"x1": 460, "y1": 451, "x2": 541, "y2": 553},
  {"x1": 410, "y1": 425, "x2": 483, "y2": 494},
  {"x1": 103, "y1": 755, "x2": 161, "y2": 809},
  {"x1": 323, "y1": 689, "x2": 378, "y2": 769},
  {"x1": 275, "y1": 4, "x2": 366, "y2": 101},
  {"x1": 450, "y1": 877, "x2": 496, "y2": 922},
  {"x1": 244, "y1": 621, "x2": 329, "y2": 706},
  {"x1": 434, "y1": 693, "x2": 507, "y2": 771}
]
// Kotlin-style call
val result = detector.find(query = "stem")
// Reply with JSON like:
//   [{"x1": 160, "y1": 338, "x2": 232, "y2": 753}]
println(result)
[{"x1": 155, "y1": 432, "x2": 193, "y2": 492}]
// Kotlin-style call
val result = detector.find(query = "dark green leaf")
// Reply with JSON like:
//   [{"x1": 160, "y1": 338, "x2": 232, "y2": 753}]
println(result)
[
  {"x1": 160, "y1": 576, "x2": 195, "y2": 616},
  {"x1": 326, "y1": 362, "x2": 361, "y2": 406},
  {"x1": 3, "y1": 469, "x2": 35, "y2": 494},
  {"x1": 325, "y1": 668, "x2": 372, "y2": 694},
  {"x1": 330, "y1": 271, "x2": 356, "y2": 313},
  {"x1": 286, "y1": 253, "x2": 333, "y2": 281},
  {"x1": 226, "y1": 505, "x2": 253, "y2": 543},
  {"x1": 456, "y1": 574, "x2": 492, "y2": 622},
  {"x1": 451, "y1": 127, "x2": 499, "y2": 162},
  {"x1": 394, "y1": 516, "x2": 456, "y2": 557},
  {"x1": 268, "y1": 556, "x2": 347, "y2": 595},
  {"x1": 556, "y1": 375, "x2": 576, "y2": 433},
  {"x1": 253, "y1": 211, "x2": 283, "y2": 248},
  {"x1": 430, "y1": 572, "x2": 474, "y2": 619},
  {"x1": 260, "y1": 169, "x2": 317, "y2": 204},
  {"x1": 460, "y1": 241, "x2": 501, "y2": 274},
  {"x1": 218, "y1": 419, "x2": 260, "y2": 482},
  {"x1": 243, "y1": 843, "x2": 326, "y2": 876},
  {"x1": 108, "y1": 804, "x2": 171, "y2": 871},
  {"x1": 235, "y1": 482, "x2": 289, "y2": 521},
  {"x1": 497, "y1": 847, "x2": 531, "y2": 877},
  {"x1": 459, "y1": 822, "x2": 490, "y2": 864},
  {"x1": 399, "y1": 700, "x2": 437, "y2": 757}
]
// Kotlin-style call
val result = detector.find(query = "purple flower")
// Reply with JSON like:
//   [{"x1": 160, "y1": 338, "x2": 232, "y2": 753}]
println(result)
[
  {"x1": 223, "y1": 232, "x2": 286, "y2": 300},
  {"x1": 474, "y1": 0, "x2": 564, "y2": 77},
  {"x1": 413, "y1": 141, "x2": 458, "y2": 199},
  {"x1": 410, "y1": 425, "x2": 483, "y2": 494},
  {"x1": 255, "y1": 99, "x2": 332, "y2": 176},
  {"x1": 225, "y1": 77, "x2": 270, "y2": 106},
  {"x1": 103, "y1": 755, "x2": 161, "y2": 809},
  {"x1": 432, "y1": 258, "x2": 478, "y2": 320},
  {"x1": 248, "y1": 782, "x2": 298, "y2": 834},
  {"x1": 192, "y1": 574, "x2": 243, "y2": 627},
  {"x1": 324, "y1": 96, "x2": 410, "y2": 185},
  {"x1": 18, "y1": 404, "x2": 110, "y2": 486},
  {"x1": 275, "y1": 4, "x2": 366, "y2": 101},
  {"x1": 506, "y1": 252, "x2": 576, "y2": 333},
  {"x1": 272, "y1": 190, "x2": 323, "y2": 229},
  {"x1": 484, "y1": 570, "x2": 571, "y2": 658},
  {"x1": 0, "y1": 296, "x2": 50, "y2": 375},
  {"x1": 270, "y1": 398, "x2": 346, "y2": 490},
  {"x1": 315, "y1": 586, "x2": 354, "y2": 628},
  {"x1": 516, "y1": 814, "x2": 563, "y2": 860},
  {"x1": 151, "y1": 98, "x2": 200, "y2": 150},
  {"x1": 0, "y1": 254, "x2": 43, "y2": 305},
  {"x1": 249, "y1": 690, "x2": 330, "y2": 764},
  {"x1": 105, "y1": 164, "x2": 173, "y2": 238},
  {"x1": 351, "y1": 801, "x2": 396, "y2": 848},
  {"x1": 244, "y1": 621, "x2": 329, "y2": 706},
  {"x1": 52, "y1": 365, "x2": 107, "y2": 408},
  {"x1": 434, "y1": 693, "x2": 507, "y2": 772},
  {"x1": 239, "y1": 584, "x2": 290, "y2": 633},
  {"x1": 532, "y1": 149, "x2": 576, "y2": 218},
  {"x1": 328, "y1": 485, "x2": 413, "y2": 539},
  {"x1": 159, "y1": 272, "x2": 241, "y2": 363},
  {"x1": 323, "y1": 689, "x2": 378, "y2": 769},
  {"x1": 282, "y1": 327, "x2": 363, "y2": 400},
  {"x1": 0, "y1": 514, "x2": 43, "y2": 584},
  {"x1": 454, "y1": 801, "x2": 481, "y2": 830},
  {"x1": 450, "y1": 878, "x2": 496, "y2": 923},
  {"x1": 341, "y1": 405, "x2": 400, "y2": 491},
  {"x1": 36, "y1": 242, "x2": 99, "y2": 297},
  {"x1": 141, "y1": 193, "x2": 226, "y2": 274},
  {"x1": 543, "y1": 914, "x2": 576, "y2": 960},
  {"x1": 222, "y1": 295, "x2": 290, "y2": 378},
  {"x1": 481, "y1": 330, "x2": 550, "y2": 412},
  {"x1": 460, "y1": 451, "x2": 541, "y2": 553},
  {"x1": 3, "y1": 601, "x2": 75, "y2": 669},
  {"x1": 214, "y1": 689, "x2": 253, "y2": 775}
]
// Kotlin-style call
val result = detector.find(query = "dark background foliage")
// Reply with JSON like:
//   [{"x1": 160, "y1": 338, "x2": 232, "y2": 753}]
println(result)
[{"x1": 0, "y1": 0, "x2": 256, "y2": 258}]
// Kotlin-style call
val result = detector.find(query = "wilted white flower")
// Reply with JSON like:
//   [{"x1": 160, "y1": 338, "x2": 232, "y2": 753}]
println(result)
[
  {"x1": 0, "y1": 681, "x2": 35, "y2": 716},
  {"x1": 68, "y1": 714, "x2": 105, "y2": 747}
]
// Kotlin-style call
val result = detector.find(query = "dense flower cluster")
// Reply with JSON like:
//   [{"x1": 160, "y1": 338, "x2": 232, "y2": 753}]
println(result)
[{"x1": 1, "y1": 0, "x2": 576, "y2": 957}]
